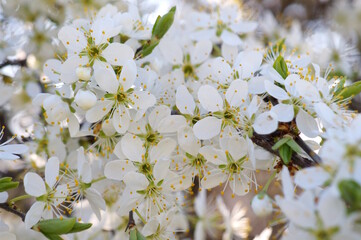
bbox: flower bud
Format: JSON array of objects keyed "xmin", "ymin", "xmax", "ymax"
[
  {"xmin": 75, "ymin": 90, "xmax": 97, "ymax": 110},
  {"xmin": 251, "ymin": 194, "xmax": 273, "ymax": 217},
  {"xmin": 76, "ymin": 67, "xmax": 92, "ymax": 81}
]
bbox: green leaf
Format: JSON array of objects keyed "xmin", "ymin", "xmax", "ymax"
[
  {"xmin": 338, "ymin": 179, "xmax": 361, "ymax": 212},
  {"xmin": 333, "ymin": 77, "xmax": 346, "ymax": 96},
  {"xmin": 140, "ymin": 41, "xmax": 159, "ymax": 58},
  {"xmin": 130, "ymin": 229, "xmax": 137, "ymax": 240},
  {"xmin": 67, "ymin": 222, "xmax": 92, "ymax": 233},
  {"xmin": 136, "ymin": 230, "xmax": 146, "ymax": 240},
  {"xmin": 278, "ymin": 144, "xmax": 293, "ymax": 165},
  {"xmin": 43, "ymin": 234, "xmax": 63, "ymax": 240},
  {"xmin": 0, "ymin": 181, "xmax": 19, "ymax": 192},
  {"xmin": 336, "ymin": 81, "xmax": 361, "ymax": 100},
  {"xmin": 286, "ymin": 139, "xmax": 303, "ymax": 154},
  {"xmin": 0, "ymin": 177, "xmax": 12, "ymax": 183},
  {"xmin": 272, "ymin": 136, "xmax": 292, "ymax": 151},
  {"xmin": 152, "ymin": 6, "xmax": 176, "ymax": 39},
  {"xmin": 273, "ymin": 56, "xmax": 288, "ymax": 79},
  {"xmin": 36, "ymin": 218, "xmax": 76, "ymax": 235}
]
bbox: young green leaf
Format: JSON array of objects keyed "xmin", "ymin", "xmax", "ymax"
[
  {"xmin": 273, "ymin": 55, "xmax": 288, "ymax": 79},
  {"xmin": 67, "ymin": 222, "xmax": 92, "ymax": 233},
  {"xmin": 338, "ymin": 179, "xmax": 361, "ymax": 212},
  {"xmin": 36, "ymin": 218, "xmax": 76, "ymax": 235},
  {"xmin": 336, "ymin": 81, "xmax": 361, "ymax": 100},
  {"xmin": 152, "ymin": 6, "xmax": 176, "ymax": 40},
  {"xmin": 43, "ymin": 234, "xmax": 63, "ymax": 240},
  {"xmin": 286, "ymin": 139, "xmax": 303, "ymax": 153},
  {"xmin": 278, "ymin": 144, "xmax": 293, "ymax": 165},
  {"xmin": 0, "ymin": 181, "xmax": 19, "ymax": 192},
  {"xmin": 272, "ymin": 136, "xmax": 292, "ymax": 151}
]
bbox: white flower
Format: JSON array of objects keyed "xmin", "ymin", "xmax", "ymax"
[
  {"xmin": 74, "ymin": 89, "xmax": 97, "ymax": 110},
  {"xmin": 251, "ymin": 194, "xmax": 273, "ymax": 217},
  {"xmin": 24, "ymin": 157, "xmax": 66, "ymax": 229},
  {"xmin": 0, "ymin": 127, "xmax": 28, "ymax": 160}
]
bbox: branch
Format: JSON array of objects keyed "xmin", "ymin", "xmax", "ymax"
[
  {"xmin": 0, "ymin": 203, "xmax": 26, "ymax": 221},
  {"xmin": 0, "ymin": 58, "xmax": 27, "ymax": 69},
  {"xmin": 125, "ymin": 210, "xmax": 135, "ymax": 232},
  {"xmin": 251, "ymin": 132, "xmax": 315, "ymax": 168},
  {"xmin": 294, "ymin": 135, "xmax": 322, "ymax": 164}
]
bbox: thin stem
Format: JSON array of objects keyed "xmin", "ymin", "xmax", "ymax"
[
  {"xmin": 262, "ymin": 171, "xmax": 277, "ymax": 193},
  {"xmin": 0, "ymin": 203, "xmax": 25, "ymax": 221},
  {"xmin": 91, "ymin": 176, "xmax": 106, "ymax": 184},
  {"xmin": 134, "ymin": 208, "xmax": 147, "ymax": 225},
  {"xmin": 8, "ymin": 194, "xmax": 32, "ymax": 204},
  {"xmin": 125, "ymin": 210, "xmax": 135, "ymax": 232}
]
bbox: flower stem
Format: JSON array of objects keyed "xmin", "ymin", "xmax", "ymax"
[
  {"xmin": 261, "ymin": 171, "xmax": 277, "ymax": 194},
  {"xmin": 8, "ymin": 194, "xmax": 32, "ymax": 204},
  {"xmin": 91, "ymin": 176, "xmax": 106, "ymax": 184},
  {"xmin": 134, "ymin": 208, "xmax": 147, "ymax": 225}
]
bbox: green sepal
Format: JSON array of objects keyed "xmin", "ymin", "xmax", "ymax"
[
  {"xmin": 338, "ymin": 179, "xmax": 361, "ymax": 213},
  {"xmin": 336, "ymin": 81, "xmax": 361, "ymax": 100},
  {"xmin": 152, "ymin": 6, "xmax": 176, "ymax": 39},
  {"xmin": 130, "ymin": 229, "xmax": 137, "ymax": 240},
  {"xmin": 278, "ymin": 144, "xmax": 293, "ymax": 165},
  {"xmin": 136, "ymin": 230, "xmax": 146, "ymax": 240},
  {"xmin": 0, "ymin": 181, "xmax": 19, "ymax": 192},
  {"xmin": 273, "ymin": 55, "xmax": 288, "ymax": 79},
  {"xmin": 272, "ymin": 136, "xmax": 292, "ymax": 151},
  {"xmin": 0, "ymin": 177, "xmax": 12, "ymax": 184}
]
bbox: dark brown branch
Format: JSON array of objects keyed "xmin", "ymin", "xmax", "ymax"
[
  {"xmin": 0, "ymin": 58, "xmax": 27, "ymax": 69},
  {"xmin": 0, "ymin": 203, "xmax": 26, "ymax": 221},
  {"xmin": 294, "ymin": 135, "xmax": 322, "ymax": 164},
  {"xmin": 125, "ymin": 210, "xmax": 135, "ymax": 232},
  {"xmin": 251, "ymin": 132, "xmax": 315, "ymax": 168}
]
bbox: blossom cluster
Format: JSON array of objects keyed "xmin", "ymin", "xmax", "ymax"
[{"xmin": 1, "ymin": 1, "xmax": 361, "ymax": 240}]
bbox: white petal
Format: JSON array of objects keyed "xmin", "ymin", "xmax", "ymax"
[
  {"xmin": 279, "ymin": 199, "xmax": 316, "ymax": 228},
  {"xmin": 198, "ymin": 85, "xmax": 223, "ymax": 112},
  {"xmin": 121, "ymin": 133, "xmax": 144, "ymax": 162},
  {"xmin": 253, "ymin": 111, "xmax": 278, "ymax": 135},
  {"xmin": 201, "ymin": 170, "xmax": 227, "ymax": 190},
  {"xmin": 86, "ymin": 188, "xmax": 106, "ymax": 220},
  {"xmin": 296, "ymin": 80, "xmax": 320, "ymax": 102},
  {"xmin": 159, "ymin": 38, "xmax": 183, "ymax": 65},
  {"xmin": 220, "ymin": 136, "xmax": 247, "ymax": 160},
  {"xmin": 150, "ymin": 138, "xmax": 176, "ymax": 162},
  {"xmin": 0, "ymin": 192, "xmax": 8, "ymax": 203},
  {"xmin": 0, "ymin": 152, "xmax": 19, "ymax": 160},
  {"xmin": 123, "ymin": 172, "xmax": 148, "ymax": 190},
  {"xmin": 318, "ymin": 191, "xmax": 346, "ymax": 228},
  {"xmin": 248, "ymin": 76, "xmax": 267, "ymax": 94},
  {"xmin": 230, "ymin": 21, "xmax": 258, "ymax": 33},
  {"xmin": 264, "ymin": 81, "xmax": 289, "ymax": 100},
  {"xmin": 112, "ymin": 105, "xmax": 130, "ymax": 134},
  {"xmin": 199, "ymin": 146, "xmax": 227, "ymax": 165},
  {"xmin": 45, "ymin": 157, "xmax": 59, "ymax": 188},
  {"xmin": 58, "ymin": 26, "xmax": 86, "ymax": 53},
  {"xmin": 60, "ymin": 55, "xmax": 87, "ymax": 84},
  {"xmin": 157, "ymin": 115, "xmax": 187, "ymax": 133},
  {"xmin": 178, "ymin": 126, "xmax": 201, "ymax": 156},
  {"xmin": 176, "ymin": 85, "xmax": 195, "ymax": 115},
  {"xmin": 24, "ymin": 172, "xmax": 46, "ymax": 197},
  {"xmin": 102, "ymin": 42, "xmax": 134, "ymax": 66},
  {"xmin": 220, "ymin": 30, "xmax": 242, "ymax": 46},
  {"xmin": 271, "ymin": 103, "xmax": 294, "ymax": 122},
  {"xmin": 295, "ymin": 167, "xmax": 329, "ymax": 190},
  {"xmin": 153, "ymin": 159, "xmax": 170, "ymax": 182},
  {"xmin": 225, "ymin": 80, "xmax": 248, "ymax": 107},
  {"xmin": 210, "ymin": 57, "xmax": 232, "ymax": 84},
  {"xmin": 25, "ymin": 201, "xmax": 46, "ymax": 229},
  {"xmin": 148, "ymin": 105, "xmax": 171, "ymax": 130},
  {"xmin": 193, "ymin": 116, "xmax": 222, "ymax": 140},
  {"xmin": 129, "ymin": 90, "xmax": 156, "ymax": 110},
  {"xmin": 85, "ymin": 99, "xmax": 112, "ymax": 123},
  {"xmin": 221, "ymin": 43, "xmax": 238, "ymax": 65},
  {"xmin": 296, "ymin": 109, "xmax": 319, "ymax": 138},
  {"xmin": 43, "ymin": 59, "xmax": 62, "ymax": 83},
  {"xmin": 191, "ymin": 40, "xmax": 213, "ymax": 64},
  {"xmin": 119, "ymin": 60, "xmax": 137, "ymax": 91},
  {"xmin": 234, "ymin": 50, "xmax": 263, "ymax": 79},
  {"xmin": 281, "ymin": 167, "xmax": 294, "ymax": 200},
  {"xmin": 229, "ymin": 176, "xmax": 250, "ymax": 196},
  {"xmin": 68, "ymin": 114, "xmax": 80, "ymax": 137},
  {"xmin": 0, "ymin": 144, "xmax": 28, "ymax": 154},
  {"xmin": 104, "ymin": 160, "xmax": 136, "ymax": 181},
  {"xmin": 314, "ymin": 102, "xmax": 340, "ymax": 128},
  {"xmin": 94, "ymin": 67, "xmax": 118, "ymax": 94}
]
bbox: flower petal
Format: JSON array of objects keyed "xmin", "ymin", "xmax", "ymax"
[
  {"xmin": 271, "ymin": 103, "xmax": 294, "ymax": 122},
  {"xmin": 94, "ymin": 67, "xmax": 118, "ymax": 94},
  {"xmin": 102, "ymin": 42, "xmax": 134, "ymax": 66},
  {"xmin": 121, "ymin": 133, "xmax": 144, "ymax": 162},
  {"xmin": 264, "ymin": 81, "xmax": 289, "ymax": 100},
  {"xmin": 45, "ymin": 157, "xmax": 59, "ymax": 188},
  {"xmin": 176, "ymin": 85, "xmax": 195, "ymax": 115},
  {"xmin": 198, "ymin": 85, "xmax": 223, "ymax": 112},
  {"xmin": 25, "ymin": 201, "xmax": 46, "ymax": 229},
  {"xmin": 193, "ymin": 116, "xmax": 222, "ymax": 140},
  {"xmin": 24, "ymin": 172, "xmax": 46, "ymax": 197},
  {"xmin": 225, "ymin": 79, "xmax": 248, "ymax": 107},
  {"xmin": 253, "ymin": 111, "xmax": 278, "ymax": 135},
  {"xmin": 296, "ymin": 109, "xmax": 319, "ymax": 138},
  {"xmin": 104, "ymin": 160, "xmax": 136, "ymax": 181}
]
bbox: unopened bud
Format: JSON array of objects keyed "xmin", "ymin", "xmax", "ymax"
[
  {"xmin": 251, "ymin": 193, "xmax": 273, "ymax": 217},
  {"xmin": 75, "ymin": 90, "xmax": 97, "ymax": 110}
]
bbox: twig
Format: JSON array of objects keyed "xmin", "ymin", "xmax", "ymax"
[
  {"xmin": 125, "ymin": 210, "xmax": 135, "ymax": 232},
  {"xmin": 0, "ymin": 203, "xmax": 26, "ymax": 221},
  {"xmin": 0, "ymin": 58, "xmax": 27, "ymax": 69},
  {"xmin": 294, "ymin": 135, "xmax": 322, "ymax": 164},
  {"xmin": 251, "ymin": 132, "xmax": 315, "ymax": 168}
]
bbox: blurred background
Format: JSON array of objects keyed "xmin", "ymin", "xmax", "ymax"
[{"xmin": 1, "ymin": 0, "xmax": 361, "ymax": 239}]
